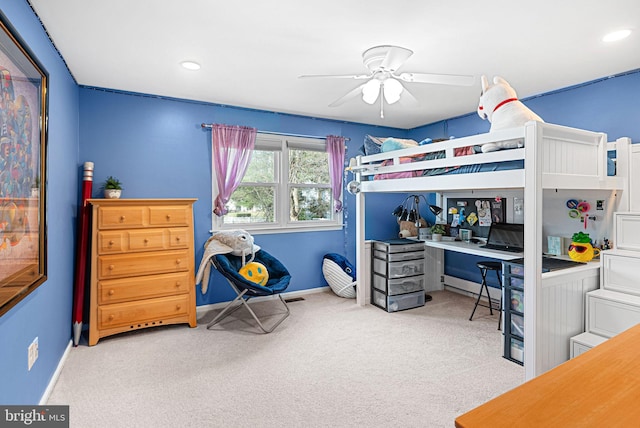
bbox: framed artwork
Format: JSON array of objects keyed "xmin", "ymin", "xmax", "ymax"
[{"xmin": 0, "ymin": 12, "xmax": 48, "ymax": 317}]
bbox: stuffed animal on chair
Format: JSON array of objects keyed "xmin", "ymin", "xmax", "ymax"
[{"xmin": 477, "ymin": 75, "xmax": 544, "ymax": 153}]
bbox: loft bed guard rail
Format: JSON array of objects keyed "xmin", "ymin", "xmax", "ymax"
[{"xmin": 350, "ymin": 121, "xmax": 626, "ymax": 193}]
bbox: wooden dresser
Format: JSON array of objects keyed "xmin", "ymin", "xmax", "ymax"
[{"xmin": 87, "ymin": 198, "xmax": 197, "ymax": 345}]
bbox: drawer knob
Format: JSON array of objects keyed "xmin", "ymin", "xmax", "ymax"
[
  {"xmin": 175, "ymin": 281, "xmax": 181, "ymax": 288},
  {"xmin": 120, "ymin": 215, "xmax": 125, "ymax": 222},
  {"xmin": 108, "ymin": 289, "xmax": 115, "ymax": 296},
  {"xmin": 175, "ymin": 236, "xmax": 181, "ymax": 242},
  {"xmin": 108, "ymin": 240, "xmax": 114, "ymax": 246},
  {"xmin": 108, "ymin": 264, "xmax": 114, "ymax": 271},
  {"xmin": 144, "ymin": 238, "xmax": 149, "ymax": 244},
  {"xmin": 108, "ymin": 314, "xmax": 114, "ymax": 321},
  {"xmin": 166, "ymin": 214, "xmax": 171, "ymax": 221},
  {"xmin": 176, "ymin": 304, "xmax": 181, "ymax": 311},
  {"xmin": 176, "ymin": 259, "xmax": 181, "ymax": 265}
]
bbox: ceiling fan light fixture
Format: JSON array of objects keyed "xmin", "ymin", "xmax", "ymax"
[
  {"xmin": 362, "ymin": 79, "xmax": 381, "ymax": 104},
  {"xmin": 180, "ymin": 60, "xmax": 201, "ymax": 70},
  {"xmin": 383, "ymin": 78, "xmax": 403, "ymax": 104},
  {"xmin": 602, "ymin": 29, "xmax": 631, "ymax": 42}
]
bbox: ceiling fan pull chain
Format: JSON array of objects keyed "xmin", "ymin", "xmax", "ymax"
[{"xmin": 379, "ymin": 86, "xmax": 385, "ymax": 118}]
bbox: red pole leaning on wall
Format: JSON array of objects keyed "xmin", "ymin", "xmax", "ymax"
[{"xmin": 72, "ymin": 161, "xmax": 94, "ymax": 346}]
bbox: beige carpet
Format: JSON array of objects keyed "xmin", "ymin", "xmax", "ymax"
[{"xmin": 48, "ymin": 290, "xmax": 523, "ymax": 427}]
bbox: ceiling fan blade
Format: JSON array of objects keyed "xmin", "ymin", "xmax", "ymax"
[
  {"xmin": 398, "ymin": 82, "xmax": 419, "ymax": 107},
  {"xmin": 396, "ymin": 72, "xmax": 475, "ymax": 86},
  {"xmin": 380, "ymin": 46, "xmax": 413, "ymax": 71},
  {"xmin": 299, "ymin": 73, "xmax": 370, "ymax": 80},
  {"xmin": 328, "ymin": 83, "xmax": 367, "ymax": 107}
]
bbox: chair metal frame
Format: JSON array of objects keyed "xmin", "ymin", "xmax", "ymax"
[
  {"xmin": 469, "ymin": 261, "xmax": 503, "ymax": 330},
  {"xmin": 206, "ymin": 255, "xmax": 291, "ymax": 333}
]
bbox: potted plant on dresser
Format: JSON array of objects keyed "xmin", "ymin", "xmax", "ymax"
[{"xmin": 102, "ymin": 176, "xmax": 123, "ymax": 199}]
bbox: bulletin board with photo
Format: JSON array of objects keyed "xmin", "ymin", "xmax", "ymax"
[{"xmin": 446, "ymin": 197, "xmax": 506, "ymax": 238}]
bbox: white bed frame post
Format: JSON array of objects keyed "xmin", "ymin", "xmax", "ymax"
[
  {"xmin": 355, "ymin": 190, "xmax": 367, "ymax": 306},
  {"xmin": 523, "ymin": 122, "xmax": 545, "ymax": 380},
  {"xmin": 614, "ymin": 137, "xmax": 632, "ymax": 212}
]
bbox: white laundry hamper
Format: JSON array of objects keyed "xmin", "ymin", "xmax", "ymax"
[{"xmin": 322, "ymin": 253, "xmax": 357, "ymax": 298}]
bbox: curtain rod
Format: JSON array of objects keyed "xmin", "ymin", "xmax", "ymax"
[{"xmin": 200, "ymin": 123, "xmax": 350, "ymax": 141}]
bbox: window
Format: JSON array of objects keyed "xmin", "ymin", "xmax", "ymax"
[{"xmin": 213, "ymin": 133, "xmax": 342, "ymax": 232}]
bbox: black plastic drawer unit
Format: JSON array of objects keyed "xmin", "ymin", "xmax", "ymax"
[{"xmin": 371, "ymin": 239, "xmax": 426, "ymax": 312}]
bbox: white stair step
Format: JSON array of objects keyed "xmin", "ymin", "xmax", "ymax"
[
  {"xmin": 587, "ymin": 289, "xmax": 640, "ymax": 338},
  {"xmin": 570, "ymin": 332, "xmax": 608, "ymax": 358}
]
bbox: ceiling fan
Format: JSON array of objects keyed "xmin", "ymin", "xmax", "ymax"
[{"xmin": 300, "ymin": 45, "xmax": 475, "ymax": 118}]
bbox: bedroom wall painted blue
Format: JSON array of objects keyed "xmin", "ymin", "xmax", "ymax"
[
  {"xmin": 0, "ymin": 1, "xmax": 80, "ymax": 404},
  {"xmin": 408, "ymin": 69, "xmax": 640, "ymax": 286},
  {"xmin": 3, "ymin": 0, "xmax": 640, "ymax": 404},
  {"xmin": 78, "ymin": 88, "xmax": 407, "ymax": 306}
]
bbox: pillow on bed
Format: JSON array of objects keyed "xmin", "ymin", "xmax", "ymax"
[
  {"xmin": 381, "ymin": 137, "xmax": 418, "ymax": 152},
  {"xmin": 362, "ymin": 135, "xmax": 385, "ymax": 155}
]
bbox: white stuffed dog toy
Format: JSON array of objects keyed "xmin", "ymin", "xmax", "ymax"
[{"xmin": 477, "ymin": 75, "xmax": 543, "ymax": 152}]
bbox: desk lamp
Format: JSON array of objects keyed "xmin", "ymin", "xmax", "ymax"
[{"xmin": 392, "ymin": 195, "xmax": 442, "ymax": 303}]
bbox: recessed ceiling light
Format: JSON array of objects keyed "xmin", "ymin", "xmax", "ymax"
[
  {"xmin": 602, "ymin": 29, "xmax": 631, "ymax": 42},
  {"xmin": 181, "ymin": 61, "xmax": 201, "ymax": 70}
]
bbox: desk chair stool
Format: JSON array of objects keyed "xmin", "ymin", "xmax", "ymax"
[{"xmin": 469, "ymin": 261, "xmax": 503, "ymax": 330}]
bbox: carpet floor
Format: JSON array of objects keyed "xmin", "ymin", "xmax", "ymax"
[{"xmin": 48, "ymin": 289, "xmax": 523, "ymax": 427}]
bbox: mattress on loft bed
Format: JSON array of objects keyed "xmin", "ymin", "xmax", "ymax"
[{"xmin": 360, "ymin": 134, "xmax": 616, "ymax": 181}]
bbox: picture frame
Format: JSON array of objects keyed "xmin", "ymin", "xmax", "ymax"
[{"xmin": 0, "ymin": 12, "xmax": 48, "ymax": 317}]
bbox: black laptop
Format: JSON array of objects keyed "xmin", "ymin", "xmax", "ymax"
[{"xmin": 480, "ymin": 223, "xmax": 525, "ymax": 253}]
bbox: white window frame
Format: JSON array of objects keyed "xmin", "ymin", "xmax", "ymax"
[{"xmin": 212, "ymin": 133, "xmax": 343, "ymax": 234}]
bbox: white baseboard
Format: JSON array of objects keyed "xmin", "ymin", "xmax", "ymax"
[
  {"xmin": 196, "ymin": 286, "xmax": 330, "ymax": 318},
  {"xmin": 40, "ymin": 339, "xmax": 72, "ymax": 405},
  {"xmin": 443, "ymin": 275, "xmax": 502, "ymax": 303}
]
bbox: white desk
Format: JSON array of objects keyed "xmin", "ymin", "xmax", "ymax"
[{"xmin": 421, "ymin": 239, "xmax": 523, "ymax": 261}]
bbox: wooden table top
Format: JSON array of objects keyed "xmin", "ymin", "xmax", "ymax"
[{"xmin": 455, "ymin": 324, "xmax": 640, "ymax": 427}]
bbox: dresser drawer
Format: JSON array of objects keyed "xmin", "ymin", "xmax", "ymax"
[
  {"xmin": 374, "ymin": 249, "xmax": 424, "ymax": 262},
  {"xmin": 168, "ymin": 228, "xmax": 189, "ymax": 248},
  {"xmin": 98, "ymin": 272, "xmax": 190, "ymax": 304},
  {"xmin": 149, "ymin": 205, "xmax": 190, "ymax": 227},
  {"xmin": 373, "ymin": 240, "xmax": 424, "ymax": 254},
  {"xmin": 128, "ymin": 229, "xmax": 167, "ymax": 251},
  {"xmin": 373, "ymin": 257, "xmax": 425, "ymax": 279},
  {"xmin": 372, "ymin": 273, "xmax": 424, "ymax": 296},
  {"xmin": 98, "ymin": 206, "xmax": 146, "ymax": 229},
  {"xmin": 98, "ymin": 228, "xmax": 189, "ymax": 255},
  {"xmin": 98, "ymin": 231, "xmax": 125, "ymax": 253},
  {"xmin": 98, "ymin": 250, "xmax": 190, "ymax": 280},
  {"xmin": 372, "ymin": 289, "xmax": 425, "ymax": 312},
  {"xmin": 98, "ymin": 294, "xmax": 190, "ymax": 329}
]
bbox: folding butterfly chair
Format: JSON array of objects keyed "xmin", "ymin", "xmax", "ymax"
[{"xmin": 207, "ymin": 249, "xmax": 291, "ymax": 333}]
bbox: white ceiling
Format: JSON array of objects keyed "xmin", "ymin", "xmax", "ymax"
[{"xmin": 28, "ymin": 0, "xmax": 640, "ymax": 129}]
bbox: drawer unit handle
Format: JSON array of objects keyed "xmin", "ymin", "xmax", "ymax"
[
  {"xmin": 120, "ymin": 215, "xmax": 125, "ymax": 222},
  {"xmin": 176, "ymin": 259, "xmax": 181, "ymax": 265},
  {"xmin": 108, "ymin": 314, "xmax": 114, "ymax": 321},
  {"xmin": 166, "ymin": 214, "xmax": 171, "ymax": 221},
  {"xmin": 108, "ymin": 289, "xmax": 115, "ymax": 296},
  {"xmin": 175, "ymin": 281, "xmax": 181, "ymax": 288},
  {"xmin": 144, "ymin": 238, "xmax": 149, "ymax": 244},
  {"xmin": 108, "ymin": 265, "xmax": 114, "ymax": 271},
  {"xmin": 108, "ymin": 240, "xmax": 114, "ymax": 246},
  {"xmin": 175, "ymin": 236, "xmax": 181, "ymax": 242},
  {"xmin": 176, "ymin": 304, "xmax": 181, "ymax": 311}
]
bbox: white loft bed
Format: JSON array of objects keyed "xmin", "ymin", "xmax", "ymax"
[{"xmin": 351, "ymin": 121, "xmax": 633, "ymax": 381}]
